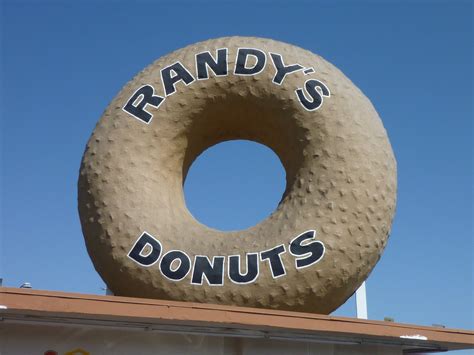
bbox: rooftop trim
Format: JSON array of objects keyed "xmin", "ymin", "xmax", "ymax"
[{"xmin": 1, "ymin": 287, "xmax": 472, "ymax": 352}]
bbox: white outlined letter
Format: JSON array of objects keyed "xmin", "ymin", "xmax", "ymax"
[
  {"xmin": 228, "ymin": 253, "xmax": 259, "ymax": 284},
  {"xmin": 260, "ymin": 244, "xmax": 286, "ymax": 278},
  {"xmin": 122, "ymin": 85, "xmax": 164, "ymax": 124},
  {"xmin": 234, "ymin": 48, "xmax": 266, "ymax": 76},
  {"xmin": 289, "ymin": 230, "xmax": 325, "ymax": 269},
  {"xmin": 269, "ymin": 52, "xmax": 304, "ymax": 85},
  {"xmin": 159, "ymin": 250, "xmax": 192, "ymax": 281},
  {"xmin": 191, "ymin": 255, "xmax": 225, "ymax": 286},
  {"xmin": 295, "ymin": 79, "xmax": 331, "ymax": 111},
  {"xmin": 161, "ymin": 62, "xmax": 195, "ymax": 96},
  {"xmin": 195, "ymin": 48, "xmax": 228, "ymax": 79},
  {"xmin": 127, "ymin": 231, "xmax": 162, "ymax": 267}
]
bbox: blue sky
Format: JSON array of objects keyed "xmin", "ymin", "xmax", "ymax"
[{"xmin": 1, "ymin": 0, "xmax": 472, "ymax": 336}]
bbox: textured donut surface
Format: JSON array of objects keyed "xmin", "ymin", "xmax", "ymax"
[{"xmin": 78, "ymin": 36, "xmax": 397, "ymax": 314}]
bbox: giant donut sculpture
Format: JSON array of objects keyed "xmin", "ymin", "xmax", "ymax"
[{"xmin": 78, "ymin": 36, "xmax": 397, "ymax": 314}]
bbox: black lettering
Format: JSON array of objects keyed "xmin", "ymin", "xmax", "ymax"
[
  {"xmin": 228, "ymin": 253, "xmax": 259, "ymax": 284},
  {"xmin": 295, "ymin": 79, "xmax": 330, "ymax": 111},
  {"xmin": 191, "ymin": 256, "xmax": 225, "ymax": 285},
  {"xmin": 196, "ymin": 49, "xmax": 228, "ymax": 79},
  {"xmin": 161, "ymin": 62, "xmax": 195, "ymax": 96},
  {"xmin": 160, "ymin": 250, "xmax": 191, "ymax": 281},
  {"xmin": 260, "ymin": 245, "xmax": 286, "ymax": 278},
  {"xmin": 122, "ymin": 85, "xmax": 164, "ymax": 124},
  {"xmin": 270, "ymin": 53, "xmax": 303, "ymax": 84},
  {"xmin": 289, "ymin": 230, "xmax": 325, "ymax": 269},
  {"xmin": 234, "ymin": 48, "xmax": 266, "ymax": 75},
  {"xmin": 127, "ymin": 232, "xmax": 162, "ymax": 266}
]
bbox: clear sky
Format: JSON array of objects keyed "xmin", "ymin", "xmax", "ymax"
[{"xmin": 1, "ymin": 0, "xmax": 472, "ymax": 338}]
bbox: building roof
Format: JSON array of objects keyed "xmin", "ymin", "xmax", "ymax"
[{"xmin": 1, "ymin": 287, "xmax": 473, "ymax": 353}]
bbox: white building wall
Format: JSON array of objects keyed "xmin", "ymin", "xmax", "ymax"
[{"xmin": 1, "ymin": 323, "xmax": 403, "ymax": 355}]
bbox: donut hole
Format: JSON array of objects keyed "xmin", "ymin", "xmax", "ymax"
[
  {"xmin": 184, "ymin": 140, "xmax": 286, "ymax": 231},
  {"xmin": 180, "ymin": 92, "xmax": 307, "ymax": 193},
  {"xmin": 179, "ymin": 90, "xmax": 308, "ymax": 232}
]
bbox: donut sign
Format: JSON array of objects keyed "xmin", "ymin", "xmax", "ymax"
[{"xmin": 78, "ymin": 37, "xmax": 397, "ymax": 314}]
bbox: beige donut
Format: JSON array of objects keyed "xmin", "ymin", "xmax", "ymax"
[{"xmin": 78, "ymin": 36, "xmax": 396, "ymax": 314}]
